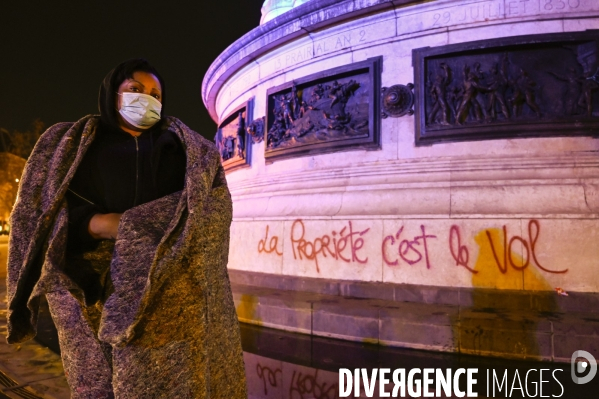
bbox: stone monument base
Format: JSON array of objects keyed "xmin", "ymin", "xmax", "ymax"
[{"xmin": 231, "ymin": 269, "xmax": 599, "ymax": 362}]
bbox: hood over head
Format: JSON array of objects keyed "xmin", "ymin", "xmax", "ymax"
[{"xmin": 98, "ymin": 58, "xmax": 166, "ymax": 130}]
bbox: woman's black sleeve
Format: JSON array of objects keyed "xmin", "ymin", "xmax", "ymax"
[{"xmin": 66, "ymin": 192, "xmax": 103, "ymax": 251}]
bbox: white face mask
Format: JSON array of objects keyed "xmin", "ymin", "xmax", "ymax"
[{"xmin": 118, "ymin": 92, "xmax": 162, "ymax": 129}]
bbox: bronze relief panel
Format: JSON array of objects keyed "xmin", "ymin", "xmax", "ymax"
[
  {"xmin": 413, "ymin": 31, "xmax": 599, "ymax": 145},
  {"xmin": 215, "ymin": 98, "xmax": 254, "ymax": 171},
  {"xmin": 265, "ymin": 57, "xmax": 381, "ymax": 161}
]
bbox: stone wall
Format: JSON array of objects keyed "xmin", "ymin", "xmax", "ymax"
[{"xmin": 203, "ymin": 0, "xmax": 599, "ymax": 294}]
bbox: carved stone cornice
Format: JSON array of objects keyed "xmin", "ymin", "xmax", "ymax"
[{"xmin": 202, "ymin": 0, "xmax": 419, "ymax": 121}]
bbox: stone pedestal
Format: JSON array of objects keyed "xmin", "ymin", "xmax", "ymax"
[{"xmin": 203, "ymin": 0, "xmax": 599, "ymax": 359}]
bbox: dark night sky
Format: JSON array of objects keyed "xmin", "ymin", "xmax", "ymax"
[{"xmin": 0, "ymin": 1, "xmax": 265, "ymax": 139}]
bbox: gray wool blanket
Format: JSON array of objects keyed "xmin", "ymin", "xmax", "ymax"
[{"xmin": 6, "ymin": 115, "xmax": 248, "ymax": 398}]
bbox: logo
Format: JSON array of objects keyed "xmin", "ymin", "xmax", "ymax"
[{"xmin": 571, "ymin": 350, "xmax": 597, "ymax": 384}]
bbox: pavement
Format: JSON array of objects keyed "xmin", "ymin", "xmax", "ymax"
[
  {"xmin": 0, "ymin": 235, "xmax": 70, "ymax": 399},
  {"xmin": 0, "ymin": 237, "xmax": 68, "ymax": 399}
]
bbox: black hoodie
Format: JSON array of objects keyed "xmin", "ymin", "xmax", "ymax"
[{"xmin": 67, "ymin": 59, "xmax": 186, "ymax": 250}]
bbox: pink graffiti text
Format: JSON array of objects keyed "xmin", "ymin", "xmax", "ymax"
[
  {"xmin": 382, "ymin": 225, "xmax": 437, "ymax": 268},
  {"xmin": 291, "ymin": 219, "xmax": 370, "ymax": 273}
]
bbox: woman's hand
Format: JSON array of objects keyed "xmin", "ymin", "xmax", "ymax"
[{"xmin": 88, "ymin": 213, "xmax": 123, "ymax": 240}]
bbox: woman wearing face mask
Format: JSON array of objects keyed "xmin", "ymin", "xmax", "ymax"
[{"xmin": 6, "ymin": 59, "xmax": 248, "ymax": 398}]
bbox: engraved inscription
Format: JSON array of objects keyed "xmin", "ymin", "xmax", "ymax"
[
  {"xmin": 413, "ymin": 0, "xmax": 598, "ymax": 34},
  {"xmin": 284, "ymin": 46, "xmax": 314, "ymax": 68},
  {"xmin": 359, "ymin": 30, "xmax": 366, "ymax": 42},
  {"xmin": 427, "ymin": 1, "xmax": 505, "ymax": 29},
  {"xmin": 264, "ymin": 29, "xmax": 373, "ymax": 76},
  {"xmin": 542, "ymin": 0, "xmax": 583, "ymax": 11}
]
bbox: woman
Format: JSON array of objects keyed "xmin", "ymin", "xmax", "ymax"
[{"xmin": 6, "ymin": 59, "xmax": 247, "ymax": 398}]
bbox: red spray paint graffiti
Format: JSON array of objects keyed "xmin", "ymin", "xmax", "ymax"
[
  {"xmin": 289, "ymin": 369, "xmax": 338, "ymax": 399},
  {"xmin": 255, "ymin": 219, "xmax": 569, "ymax": 276},
  {"xmin": 258, "ymin": 225, "xmax": 283, "ymax": 256},
  {"xmin": 382, "ymin": 225, "xmax": 437, "ymax": 268},
  {"xmin": 256, "ymin": 364, "xmax": 282, "ymax": 395},
  {"xmin": 290, "ymin": 219, "xmax": 369, "ymax": 273},
  {"xmin": 449, "ymin": 225, "xmax": 477, "ymax": 274},
  {"xmin": 485, "ymin": 219, "xmax": 568, "ymax": 274}
]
